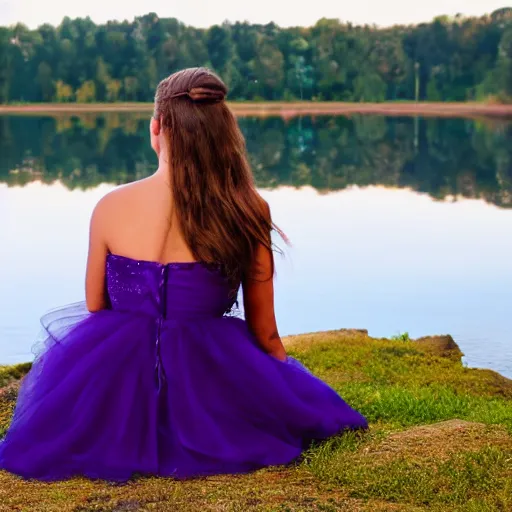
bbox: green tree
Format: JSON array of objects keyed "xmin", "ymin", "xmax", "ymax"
[
  {"xmin": 95, "ymin": 57, "xmax": 110, "ymax": 101},
  {"xmin": 106, "ymin": 79, "xmax": 122, "ymax": 102},
  {"xmin": 76, "ymin": 80, "xmax": 96, "ymax": 102},
  {"xmin": 0, "ymin": 11, "xmax": 510, "ymax": 103},
  {"xmin": 123, "ymin": 76, "xmax": 139, "ymax": 101},
  {"xmin": 137, "ymin": 56, "xmax": 158, "ymax": 98},
  {"xmin": 253, "ymin": 39, "xmax": 285, "ymax": 99},
  {"xmin": 426, "ymin": 76, "xmax": 442, "ymax": 100},
  {"xmin": 497, "ymin": 26, "xmax": 512, "ymax": 97},
  {"xmin": 36, "ymin": 61, "xmax": 54, "ymax": 101},
  {"xmin": 353, "ymin": 72, "xmax": 387, "ymax": 101},
  {"xmin": 0, "ymin": 28, "xmax": 12, "ymax": 103},
  {"xmin": 207, "ymin": 24, "xmax": 234, "ymax": 73},
  {"xmin": 55, "ymin": 80, "xmax": 73, "ymax": 102}
]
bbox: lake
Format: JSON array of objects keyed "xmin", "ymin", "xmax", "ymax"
[{"xmin": 0, "ymin": 113, "xmax": 511, "ymax": 378}]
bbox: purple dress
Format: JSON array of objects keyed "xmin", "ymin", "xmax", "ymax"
[{"xmin": 0, "ymin": 253, "xmax": 368, "ymax": 481}]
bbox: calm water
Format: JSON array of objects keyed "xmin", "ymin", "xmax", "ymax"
[{"xmin": 1, "ymin": 114, "xmax": 511, "ymax": 378}]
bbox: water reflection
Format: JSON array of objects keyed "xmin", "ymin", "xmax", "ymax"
[
  {"xmin": 1, "ymin": 114, "xmax": 511, "ymax": 208},
  {"xmin": 0, "ymin": 114, "xmax": 511, "ymax": 379}
]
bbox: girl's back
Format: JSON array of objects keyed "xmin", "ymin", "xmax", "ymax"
[{"xmin": 91, "ymin": 176, "xmax": 196, "ymax": 264}]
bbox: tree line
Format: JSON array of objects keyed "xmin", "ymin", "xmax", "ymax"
[
  {"xmin": 0, "ymin": 8, "xmax": 512, "ymax": 104},
  {"xmin": 1, "ymin": 114, "xmax": 510, "ymax": 208}
]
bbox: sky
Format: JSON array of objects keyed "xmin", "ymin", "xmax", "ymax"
[{"xmin": 0, "ymin": 0, "xmax": 508, "ymax": 29}]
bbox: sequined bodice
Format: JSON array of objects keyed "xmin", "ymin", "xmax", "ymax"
[{"xmin": 106, "ymin": 254, "xmax": 233, "ymax": 319}]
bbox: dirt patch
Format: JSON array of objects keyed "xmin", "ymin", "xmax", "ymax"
[
  {"xmin": 0, "ymin": 467, "xmax": 423, "ymax": 512},
  {"xmin": 363, "ymin": 419, "xmax": 511, "ymax": 464},
  {"xmin": 283, "ymin": 329, "xmax": 371, "ymax": 350}
]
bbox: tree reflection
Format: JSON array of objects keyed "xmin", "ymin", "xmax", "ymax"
[{"xmin": 0, "ymin": 114, "xmax": 510, "ymax": 208}]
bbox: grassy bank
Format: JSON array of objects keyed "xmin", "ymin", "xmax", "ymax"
[
  {"xmin": 1, "ymin": 101, "xmax": 512, "ymax": 120},
  {"xmin": 0, "ymin": 330, "xmax": 511, "ymax": 511}
]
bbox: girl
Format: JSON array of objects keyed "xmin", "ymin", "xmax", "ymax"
[{"xmin": 0, "ymin": 68, "xmax": 368, "ymax": 481}]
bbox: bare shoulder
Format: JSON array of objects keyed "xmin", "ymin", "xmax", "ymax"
[{"xmin": 92, "ymin": 179, "xmax": 149, "ymax": 220}]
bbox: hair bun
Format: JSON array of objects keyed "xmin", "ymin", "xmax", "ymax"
[
  {"xmin": 188, "ymin": 86, "xmax": 225, "ymax": 103},
  {"xmin": 155, "ymin": 67, "xmax": 228, "ymax": 114}
]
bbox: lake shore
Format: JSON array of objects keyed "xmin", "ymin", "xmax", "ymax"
[
  {"xmin": 1, "ymin": 329, "xmax": 511, "ymax": 511},
  {"xmin": 2, "ymin": 101, "xmax": 512, "ymax": 120}
]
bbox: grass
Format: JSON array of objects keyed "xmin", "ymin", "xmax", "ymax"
[
  {"xmin": 390, "ymin": 332, "xmax": 411, "ymax": 342},
  {"xmin": 0, "ymin": 363, "xmax": 32, "ymax": 388},
  {"xmin": 0, "ymin": 330, "xmax": 511, "ymax": 511}
]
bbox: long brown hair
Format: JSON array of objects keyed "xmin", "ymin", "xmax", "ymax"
[{"xmin": 154, "ymin": 67, "xmax": 281, "ymax": 288}]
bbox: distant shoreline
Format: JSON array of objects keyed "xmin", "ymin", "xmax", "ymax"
[{"xmin": 2, "ymin": 101, "xmax": 512, "ymax": 120}]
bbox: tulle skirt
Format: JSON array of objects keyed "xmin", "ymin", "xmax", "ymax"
[{"xmin": 0, "ymin": 303, "xmax": 368, "ymax": 481}]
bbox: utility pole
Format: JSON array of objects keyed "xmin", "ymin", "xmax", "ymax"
[{"xmin": 415, "ymin": 62, "xmax": 420, "ymax": 102}]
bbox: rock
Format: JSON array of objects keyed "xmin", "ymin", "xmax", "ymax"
[{"xmin": 412, "ymin": 335, "xmax": 464, "ymax": 361}]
